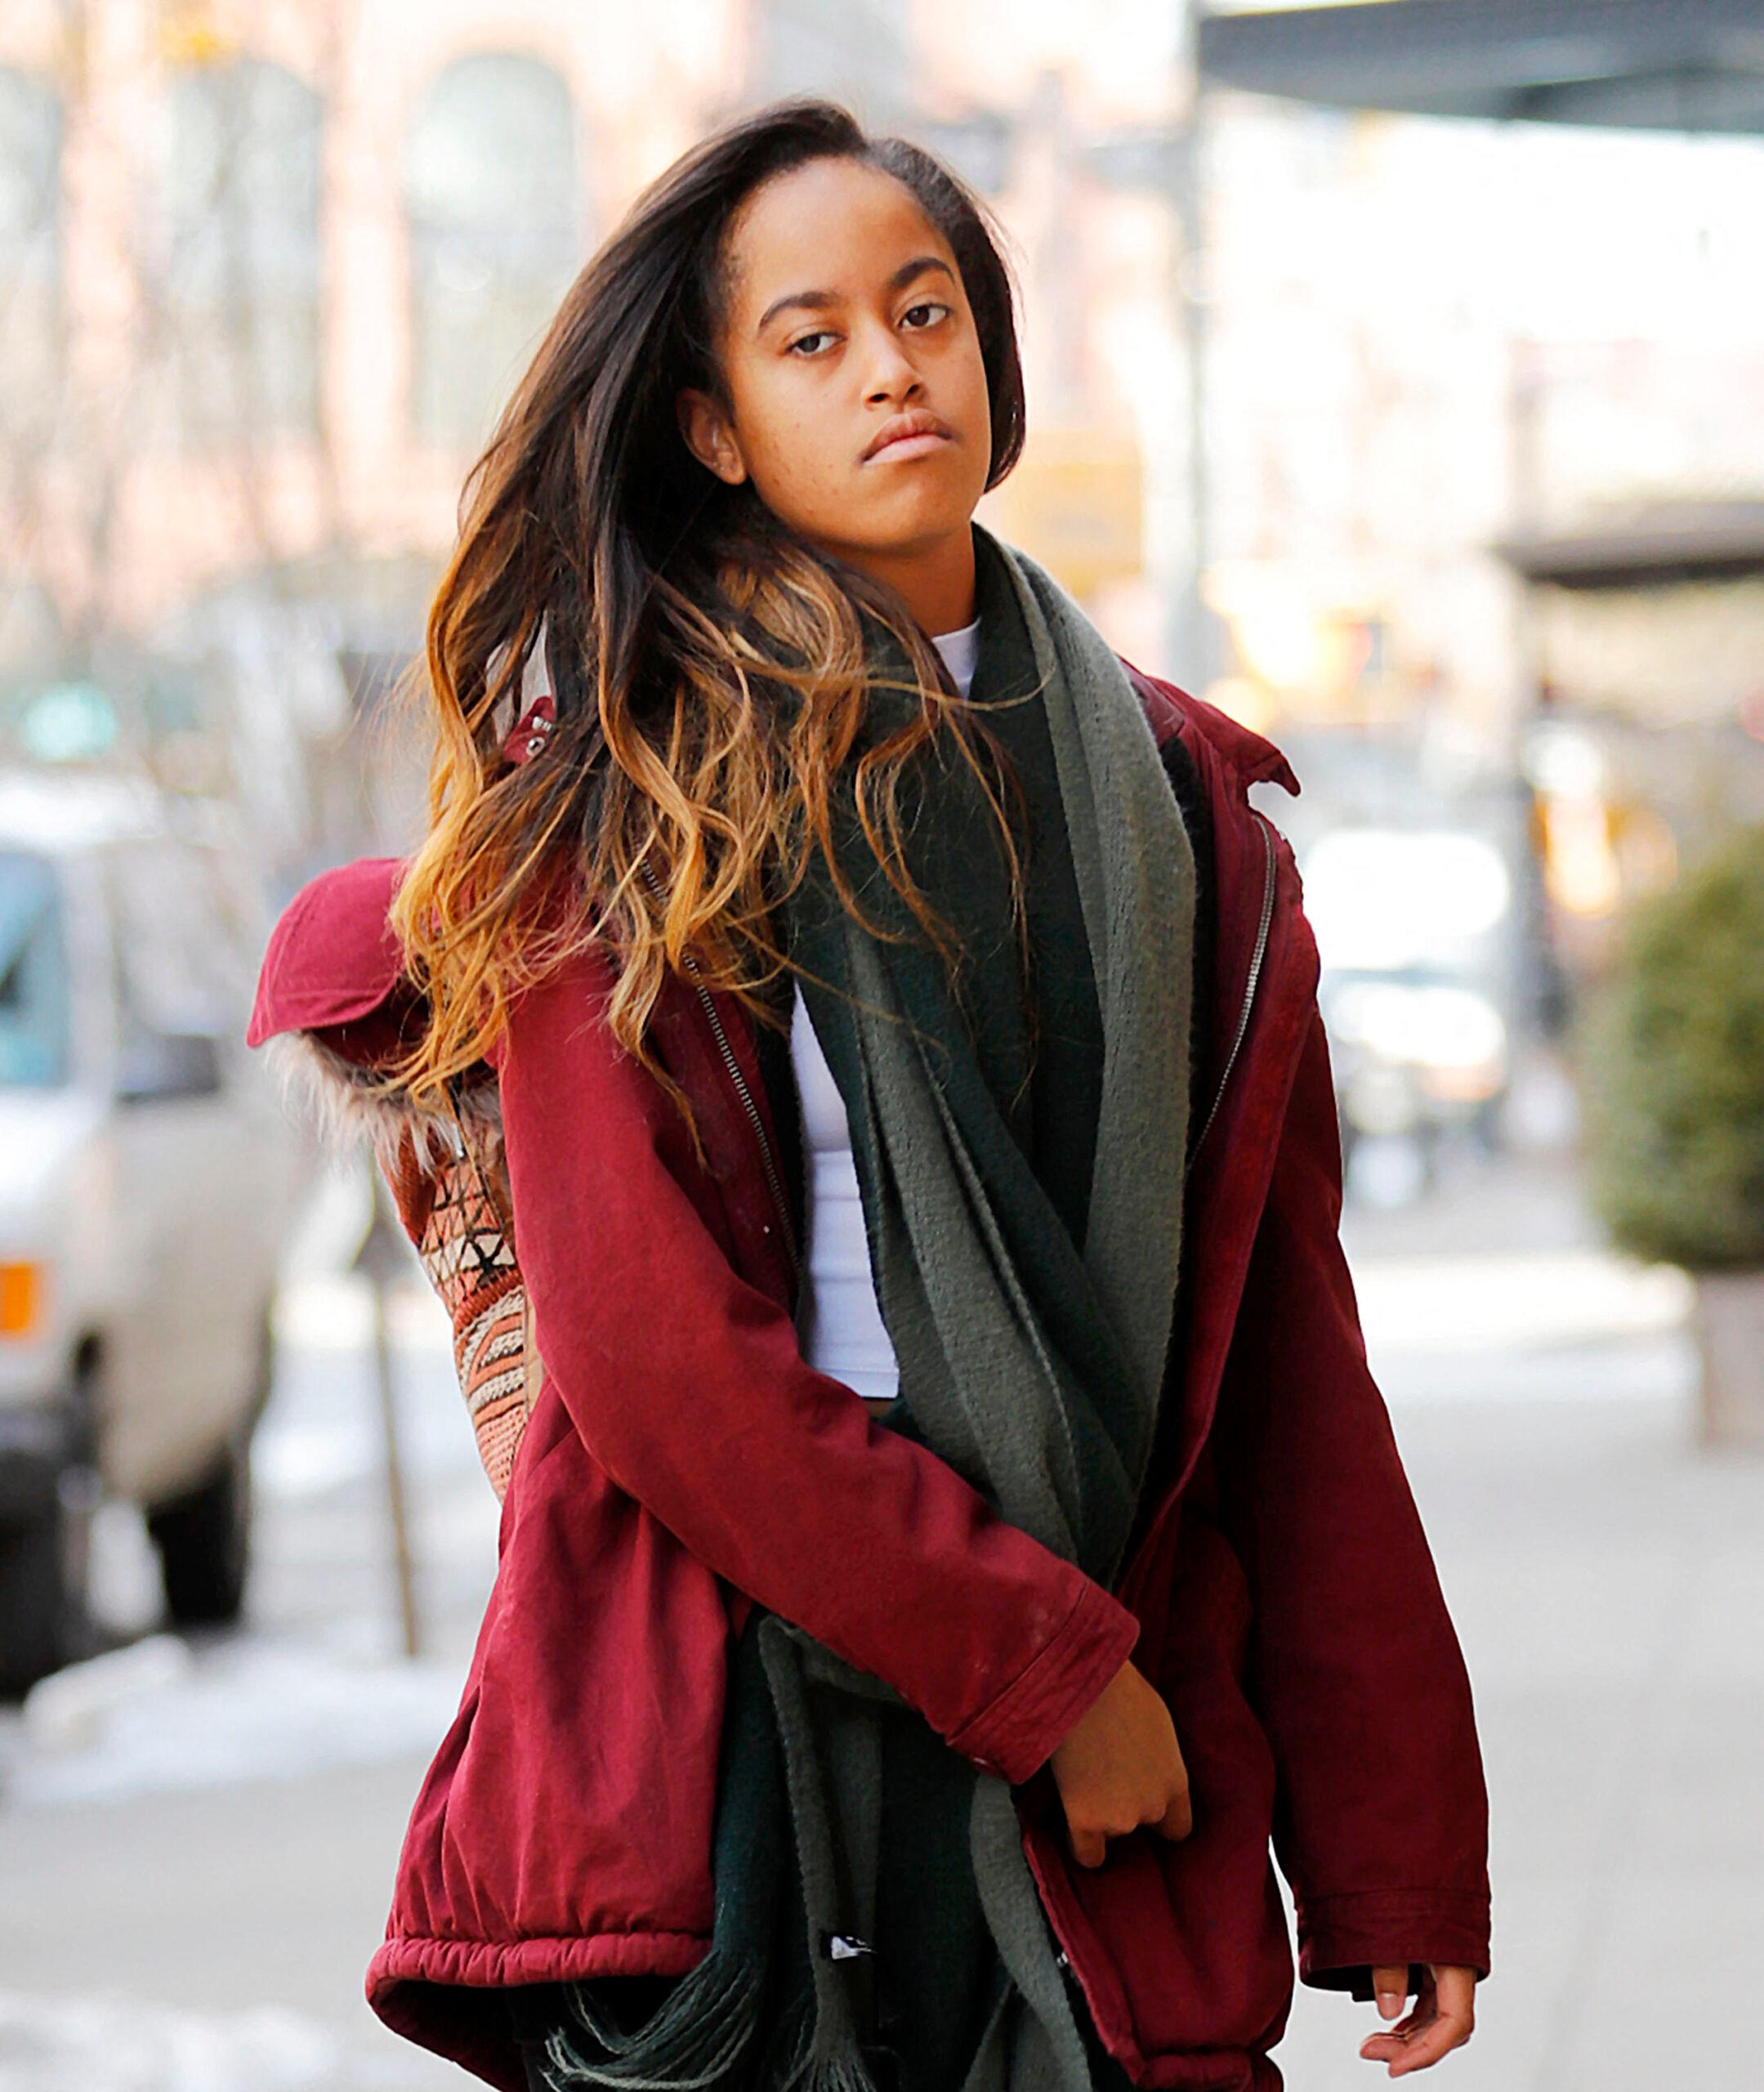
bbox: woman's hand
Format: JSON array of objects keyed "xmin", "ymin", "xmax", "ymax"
[
  {"xmin": 1357, "ymin": 1963, "xmax": 1477, "ymax": 2076},
  {"xmin": 1046, "ymin": 1658, "xmax": 1192, "ymax": 1868}
]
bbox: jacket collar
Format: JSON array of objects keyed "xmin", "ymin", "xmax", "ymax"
[{"xmin": 1119, "ymin": 659, "xmax": 1301, "ymax": 799}]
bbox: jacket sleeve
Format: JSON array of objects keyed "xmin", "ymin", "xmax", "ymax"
[
  {"xmin": 488, "ymin": 944, "xmax": 1141, "ymax": 1786},
  {"xmin": 1212, "ymin": 1004, "xmax": 1493, "ymax": 1996}
]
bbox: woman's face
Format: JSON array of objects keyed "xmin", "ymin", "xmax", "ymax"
[{"xmin": 678, "ymin": 156, "xmax": 994, "ymax": 592}]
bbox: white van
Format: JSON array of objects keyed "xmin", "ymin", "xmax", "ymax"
[{"xmin": 0, "ymin": 770, "xmax": 300, "ymax": 1692}]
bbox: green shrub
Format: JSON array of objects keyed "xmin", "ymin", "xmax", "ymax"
[{"xmin": 1581, "ymin": 824, "xmax": 1764, "ymax": 1270}]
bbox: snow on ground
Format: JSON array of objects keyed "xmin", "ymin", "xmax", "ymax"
[
  {"xmin": 2, "ymin": 1629, "xmax": 468, "ymax": 1810},
  {"xmin": 0, "ymin": 1990, "xmax": 424, "ymax": 2092}
]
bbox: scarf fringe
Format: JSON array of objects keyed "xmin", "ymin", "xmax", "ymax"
[
  {"xmin": 770, "ymin": 1979, "xmax": 882, "ymax": 2092},
  {"xmin": 538, "ymin": 1951, "xmax": 763, "ymax": 2090},
  {"xmin": 534, "ymin": 1951, "xmax": 883, "ymax": 2092},
  {"xmin": 782, "ymin": 2054, "xmax": 882, "ymax": 2092}
]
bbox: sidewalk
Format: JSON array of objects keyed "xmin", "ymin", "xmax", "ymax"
[
  {"xmin": 2, "ymin": 1151, "xmax": 1756, "ymax": 2090},
  {"xmin": 1275, "ymin": 1148, "xmax": 1762, "ymax": 2090},
  {"xmin": 1276, "ymin": 1379, "xmax": 1761, "ymax": 2090}
]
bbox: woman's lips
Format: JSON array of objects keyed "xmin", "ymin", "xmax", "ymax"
[
  {"xmin": 861, "ymin": 409, "xmax": 956, "ymax": 463},
  {"xmin": 864, "ymin": 429, "xmax": 953, "ymax": 462}
]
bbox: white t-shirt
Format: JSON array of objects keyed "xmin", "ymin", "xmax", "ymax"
[{"xmin": 788, "ymin": 615, "xmax": 980, "ymax": 1402}]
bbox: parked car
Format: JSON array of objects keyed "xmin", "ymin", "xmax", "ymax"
[
  {"xmin": 1299, "ymin": 824, "xmax": 1516, "ymax": 1188},
  {"xmin": 1321, "ymin": 963, "xmax": 1510, "ymax": 1156},
  {"xmin": 0, "ymin": 769, "xmax": 300, "ymax": 1692}
]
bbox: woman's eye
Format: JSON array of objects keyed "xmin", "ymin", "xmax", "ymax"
[
  {"xmin": 787, "ymin": 329, "xmax": 837, "ymax": 357},
  {"xmin": 901, "ymin": 302, "xmax": 951, "ymax": 331}
]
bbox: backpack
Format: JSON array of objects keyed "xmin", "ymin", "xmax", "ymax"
[
  {"xmin": 277, "ymin": 1016, "xmax": 538, "ymax": 1504},
  {"xmin": 288, "ymin": 702, "xmax": 561, "ymax": 1501}
]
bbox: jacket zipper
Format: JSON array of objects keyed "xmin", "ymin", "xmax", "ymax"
[
  {"xmin": 1193, "ymin": 809, "xmax": 1277, "ymax": 1156},
  {"xmin": 639, "ymin": 862, "xmax": 801, "ymax": 1285}
]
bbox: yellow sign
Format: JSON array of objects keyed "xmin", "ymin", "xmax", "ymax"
[
  {"xmin": 156, "ymin": 4, "xmax": 235, "ymax": 66},
  {"xmin": 980, "ymin": 431, "xmax": 1142, "ymax": 601}
]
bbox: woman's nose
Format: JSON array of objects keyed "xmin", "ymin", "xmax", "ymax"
[{"xmin": 860, "ymin": 326, "xmax": 921, "ymax": 404}]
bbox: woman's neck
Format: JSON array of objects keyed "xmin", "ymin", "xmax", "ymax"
[{"xmin": 836, "ymin": 522, "xmax": 977, "ymax": 639}]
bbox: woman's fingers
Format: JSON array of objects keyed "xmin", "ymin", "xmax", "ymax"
[
  {"xmin": 1067, "ymin": 1823, "xmax": 1109, "ymax": 1869},
  {"xmin": 1372, "ymin": 1965, "xmax": 1409, "ymax": 2019},
  {"xmin": 1357, "ymin": 1963, "xmax": 1476, "ymax": 2076},
  {"xmin": 1064, "ymin": 1770, "xmax": 1193, "ymax": 1866},
  {"xmin": 1368, "ymin": 2004, "xmax": 1472, "ymax": 2077},
  {"xmin": 1431, "ymin": 1966, "xmax": 1478, "ymax": 2020},
  {"xmin": 1155, "ymin": 1781, "xmax": 1193, "ymax": 1840},
  {"xmin": 1048, "ymin": 1660, "xmax": 1194, "ymax": 1869}
]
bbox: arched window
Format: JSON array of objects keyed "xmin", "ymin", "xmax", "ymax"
[
  {"xmin": 161, "ymin": 59, "xmax": 323, "ymax": 442},
  {"xmin": 0, "ymin": 69, "xmax": 63, "ymax": 418},
  {"xmin": 405, "ymin": 53, "xmax": 583, "ymax": 446}
]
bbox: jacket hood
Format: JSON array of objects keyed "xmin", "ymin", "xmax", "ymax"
[{"xmin": 244, "ymin": 854, "xmax": 408, "ymax": 1048}]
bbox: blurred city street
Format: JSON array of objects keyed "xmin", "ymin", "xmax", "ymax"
[
  {"xmin": 2, "ymin": 1135, "xmax": 1757, "ymax": 2092},
  {"xmin": 4, "ymin": 3, "xmax": 1764, "ymax": 2090}
]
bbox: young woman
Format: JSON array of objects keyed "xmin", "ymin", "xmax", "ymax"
[{"xmin": 247, "ymin": 100, "xmax": 1489, "ymax": 2092}]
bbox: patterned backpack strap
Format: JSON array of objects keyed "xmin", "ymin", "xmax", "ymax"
[{"xmin": 383, "ymin": 1073, "xmax": 538, "ymax": 1502}]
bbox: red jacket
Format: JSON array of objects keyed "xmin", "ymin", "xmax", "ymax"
[{"xmin": 245, "ymin": 670, "xmax": 1491, "ymax": 2092}]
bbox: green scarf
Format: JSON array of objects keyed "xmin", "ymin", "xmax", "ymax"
[{"xmin": 535, "ymin": 525, "xmax": 1197, "ymax": 2092}]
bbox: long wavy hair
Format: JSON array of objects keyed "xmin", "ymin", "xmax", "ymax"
[{"xmin": 384, "ymin": 97, "xmax": 1029, "ymax": 1148}]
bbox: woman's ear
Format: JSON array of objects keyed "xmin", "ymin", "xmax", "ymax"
[{"xmin": 677, "ymin": 388, "xmax": 748, "ymax": 485}]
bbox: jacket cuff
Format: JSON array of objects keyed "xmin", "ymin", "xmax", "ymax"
[
  {"xmin": 946, "ymin": 1574, "xmax": 1141, "ymax": 1786},
  {"xmin": 1295, "ymin": 1888, "xmax": 1492, "ymax": 1998}
]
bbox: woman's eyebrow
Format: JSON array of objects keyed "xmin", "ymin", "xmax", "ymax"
[{"xmin": 753, "ymin": 255, "xmax": 956, "ymax": 339}]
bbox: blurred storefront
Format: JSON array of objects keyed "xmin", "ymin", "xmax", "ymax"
[
  {"xmin": 1197, "ymin": 0, "xmax": 1764, "ymax": 1060},
  {"xmin": 1500, "ymin": 499, "xmax": 1764, "ymax": 979}
]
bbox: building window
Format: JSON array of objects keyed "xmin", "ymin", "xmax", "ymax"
[
  {"xmin": 0, "ymin": 69, "xmax": 63, "ymax": 420},
  {"xmin": 404, "ymin": 53, "xmax": 583, "ymax": 448},
  {"xmin": 160, "ymin": 59, "xmax": 323, "ymax": 444}
]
